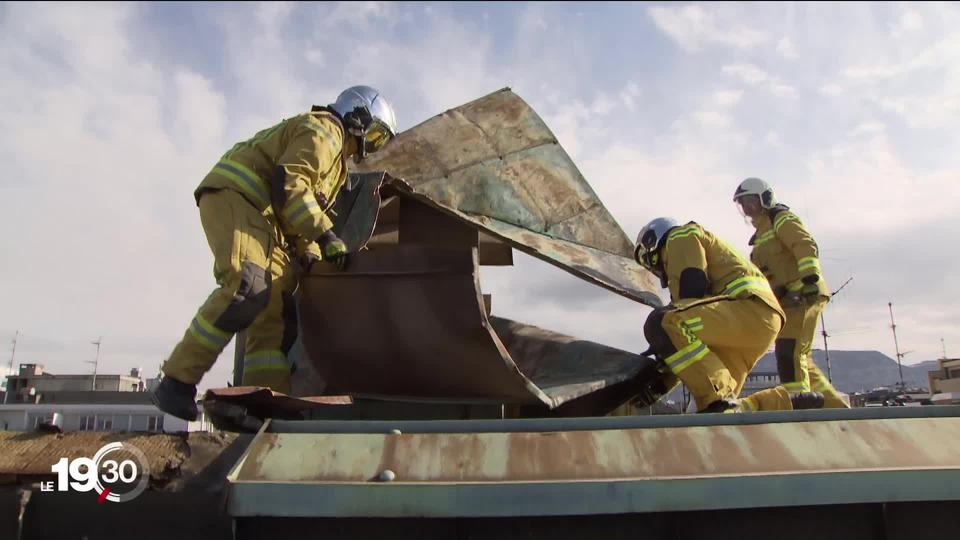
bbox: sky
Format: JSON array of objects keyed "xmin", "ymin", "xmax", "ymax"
[{"xmin": 1, "ymin": 2, "xmax": 958, "ymax": 390}]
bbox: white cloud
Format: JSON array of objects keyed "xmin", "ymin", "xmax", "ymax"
[
  {"xmin": 723, "ymin": 63, "xmax": 770, "ymax": 85},
  {"xmin": 714, "ymin": 89, "xmax": 743, "ymax": 107},
  {"xmin": 304, "ymin": 49, "xmax": 325, "ymax": 66},
  {"xmin": 819, "ymin": 83, "xmax": 845, "ymax": 96},
  {"xmin": 770, "ymin": 82, "xmax": 799, "ymax": 98},
  {"xmin": 848, "ymin": 121, "xmax": 885, "ymax": 136},
  {"xmin": 776, "ymin": 36, "xmax": 799, "ymax": 59},
  {"xmin": 891, "ymin": 10, "xmax": 924, "ymax": 38},
  {"xmin": 620, "ymin": 81, "xmax": 642, "ymax": 112},
  {"xmin": 691, "ymin": 110, "xmax": 731, "ymax": 128},
  {"xmin": 765, "ymin": 131, "xmax": 782, "ymax": 147},
  {"xmin": 723, "ymin": 63, "xmax": 798, "ymax": 98},
  {"xmin": 648, "ymin": 5, "xmax": 768, "ymax": 52},
  {"xmin": 804, "ymin": 132, "xmax": 960, "ymax": 233}
]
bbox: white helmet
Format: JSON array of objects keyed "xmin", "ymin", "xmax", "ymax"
[
  {"xmin": 329, "ymin": 85, "xmax": 398, "ymax": 162},
  {"xmin": 733, "ymin": 177, "xmax": 777, "ymax": 208}
]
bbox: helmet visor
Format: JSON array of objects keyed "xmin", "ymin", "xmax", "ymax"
[{"xmin": 363, "ymin": 121, "xmax": 394, "ymax": 154}]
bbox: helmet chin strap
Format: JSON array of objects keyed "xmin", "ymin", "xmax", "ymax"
[{"xmin": 353, "ymin": 133, "xmax": 366, "ymax": 164}]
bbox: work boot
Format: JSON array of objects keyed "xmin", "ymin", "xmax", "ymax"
[
  {"xmin": 698, "ymin": 399, "xmax": 739, "ymax": 414},
  {"xmin": 790, "ymin": 391, "xmax": 825, "ymax": 410},
  {"xmin": 151, "ymin": 376, "xmax": 199, "ymax": 421}
]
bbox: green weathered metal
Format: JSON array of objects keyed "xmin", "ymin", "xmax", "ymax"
[
  {"xmin": 354, "ymin": 88, "xmax": 662, "ymax": 308},
  {"xmin": 226, "ymin": 407, "xmax": 960, "ymax": 518}
]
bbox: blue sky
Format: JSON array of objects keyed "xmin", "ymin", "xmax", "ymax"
[{"xmin": 1, "ymin": 2, "xmax": 958, "ymax": 389}]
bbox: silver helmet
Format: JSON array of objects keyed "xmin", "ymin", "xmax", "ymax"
[
  {"xmin": 634, "ymin": 217, "xmax": 679, "ymax": 279},
  {"xmin": 329, "ymin": 85, "xmax": 398, "ymax": 162}
]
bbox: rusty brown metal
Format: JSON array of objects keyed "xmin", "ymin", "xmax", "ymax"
[
  {"xmin": 296, "ymin": 244, "xmax": 656, "ymax": 411},
  {"xmin": 204, "ymin": 388, "xmax": 352, "ymax": 414},
  {"xmin": 225, "ymin": 409, "xmax": 960, "ymax": 517},
  {"xmin": 354, "ymin": 88, "xmax": 662, "ymax": 307},
  {"xmin": 299, "ymin": 245, "xmax": 548, "ymax": 404},
  {"xmin": 236, "ymin": 416, "xmax": 960, "ymax": 484}
]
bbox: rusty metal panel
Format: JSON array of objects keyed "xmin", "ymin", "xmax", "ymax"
[
  {"xmin": 354, "ymin": 88, "xmax": 662, "ymax": 307},
  {"xmin": 226, "ymin": 409, "xmax": 960, "ymax": 518},
  {"xmin": 299, "ymin": 245, "xmax": 549, "ymax": 405},
  {"xmin": 203, "ymin": 387, "xmax": 352, "ymax": 424},
  {"xmin": 297, "ymin": 246, "xmax": 656, "ymax": 411}
]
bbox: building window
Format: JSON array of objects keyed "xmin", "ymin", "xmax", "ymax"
[
  {"xmin": 147, "ymin": 416, "xmax": 164, "ymax": 432},
  {"xmin": 79, "ymin": 416, "xmax": 94, "ymax": 431},
  {"xmin": 96, "ymin": 418, "xmax": 113, "ymax": 431}
]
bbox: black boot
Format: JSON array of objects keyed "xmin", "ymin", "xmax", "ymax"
[
  {"xmin": 151, "ymin": 376, "xmax": 199, "ymax": 421},
  {"xmin": 699, "ymin": 399, "xmax": 739, "ymax": 414},
  {"xmin": 791, "ymin": 391, "xmax": 825, "ymax": 410}
]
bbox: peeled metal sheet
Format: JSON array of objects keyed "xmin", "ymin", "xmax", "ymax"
[
  {"xmin": 298, "ymin": 246, "xmax": 657, "ymax": 410},
  {"xmin": 489, "ymin": 316, "xmax": 655, "ymax": 409},
  {"xmin": 300, "ymin": 245, "xmax": 549, "ymax": 405},
  {"xmin": 354, "ymin": 88, "xmax": 662, "ymax": 308}
]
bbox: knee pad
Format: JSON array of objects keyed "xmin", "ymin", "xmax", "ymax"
[
  {"xmin": 644, "ymin": 307, "xmax": 678, "ymax": 360},
  {"xmin": 775, "ymin": 338, "xmax": 797, "ymax": 381},
  {"xmin": 214, "ymin": 260, "xmax": 272, "ymax": 332}
]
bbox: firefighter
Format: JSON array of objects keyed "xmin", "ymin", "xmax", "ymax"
[
  {"xmin": 633, "ymin": 218, "xmax": 825, "ymax": 413},
  {"xmin": 152, "ymin": 86, "xmax": 399, "ymax": 421},
  {"xmin": 733, "ymin": 178, "xmax": 850, "ymax": 408}
]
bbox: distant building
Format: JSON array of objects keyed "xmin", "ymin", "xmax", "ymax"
[
  {"xmin": 0, "ymin": 391, "xmax": 209, "ymax": 432},
  {"xmin": 0, "ymin": 363, "xmax": 207, "ymax": 433},
  {"xmin": 928, "ymin": 357, "xmax": 960, "ymax": 405},
  {"xmin": 4, "ymin": 363, "xmax": 145, "ymax": 403}
]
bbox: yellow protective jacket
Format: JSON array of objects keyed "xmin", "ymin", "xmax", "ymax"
[
  {"xmin": 195, "ymin": 110, "xmax": 348, "ymax": 244},
  {"xmin": 661, "ymin": 222, "xmax": 784, "ymax": 318},
  {"xmin": 748, "ymin": 206, "xmax": 830, "ymax": 299}
]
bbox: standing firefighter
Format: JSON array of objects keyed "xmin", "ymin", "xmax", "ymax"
[
  {"xmin": 152, "ymin": 86, "xmax": 399, "ymax": 421},
  {"xmin": 733, "ymin": 178, "xmax": 849, "ymax": 408},
  {"xmin": 634, "ymin": 218, "xmax": 825, "ymax": 413}
]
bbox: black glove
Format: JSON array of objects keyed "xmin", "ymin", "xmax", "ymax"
[
  {"xmin": 800, "ymin": 274, "xmax": 821, "ymax": 299},
  {"xmin": 316, "ymin": 230, "xmax": 349, "ymax": 271}
]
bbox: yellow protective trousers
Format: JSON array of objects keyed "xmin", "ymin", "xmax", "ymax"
[
  {"xmin": 162, "ymin": 190, "xmax": 298, "ymax": 394},
  {"xmin": 778, "ymin": 298, "xmax": 850, "ymax": 408},
  {"xmin": 660, "ymin": 297, "xmax": 793, "ymax": 412}
]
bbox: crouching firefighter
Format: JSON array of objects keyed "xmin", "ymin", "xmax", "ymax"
[
  {"xmin": 733, "ymin": 178, "xmax": 849, "ymax": 408},
  {"xmin": 152, "ymin": 86, "xmax": 399, "ymax": 421},
  {"xmin": 633, "ymin": 218, "xmax": 825, "ymax": 413}
]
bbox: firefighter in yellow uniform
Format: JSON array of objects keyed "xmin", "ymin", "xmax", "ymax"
[
  {"xmin": 734, "ymin": 178, "xmax": 850, "ymax": 408},
  {"xmin": 152, "ymin": 86, "xmax": 399, "ymax": 421},
  {"xmin": 634, "ymin": 218, "xmax": 825, "ymax": 413}
]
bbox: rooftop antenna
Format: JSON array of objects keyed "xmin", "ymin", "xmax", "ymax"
[
  {"xmin": 87, "ymin": 337, "xmax": 102, "ymax": 391},
  {"xmin": 4, "ymin": 330, "xmax": 18, "ymax": 404},
  {"xmin": 819, "ymin": 277, "xmax": 852, "ymax": 382},
  {"xmin": 942, "ymin": 338, "xmax": 948, "ymax": 360},
  {"xmin": 888, "ymin": 303, "xmax": 905, "ymax": 391}
]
